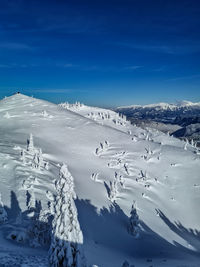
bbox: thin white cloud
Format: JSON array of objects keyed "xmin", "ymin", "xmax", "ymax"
[
  {"xmin": 26, "ymin": 88, "xmax": 89, "ymax": 94},
  {"xmin": 123, "ymin": 65, "xmax": 143, "ymax": 70},
  {"xmin": 167, "ymin": 74, "xmax": 200, "ymax": 81},
  {"xmin": 0, "ymin": 42, "xmax": 33, "ymax": 50},
  {"xmin": 0, "ymin": 63, "xmax": 34, "ymax": 68},
  {"xmin": 116, "ymin": 42, "xmax": 200, "ymax": 55},
  {"xmin": 57, "ymin": 63, "xmax": 143, "ymax": 72}
]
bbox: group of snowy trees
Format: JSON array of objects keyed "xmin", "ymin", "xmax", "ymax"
[
  {"xmin": 59, "ymin": 102, "xmax": 84, "ymax": 111},
  {"xmin": 95, "ymin": 140, "xmax": 109, "ymax": 155},
  {"xmin": 184, "ymin": 138, "xmax": 200, "ymax": 153},
  {"xmin": 87, "ymin": 111, "xmax": 111, "ymax": 121},
  {"xmin": 20, "ymin": 133, "xmax": 49, "ymax": 171},
  {"xmin": 87, "ymin": 111, "xmax": 128, "ymax": 127},
  {"xmin": 108, "ymin": 172, "xmax": 125, "ymax": 202}
]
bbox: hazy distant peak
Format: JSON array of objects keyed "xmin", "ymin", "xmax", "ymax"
[{"xmin": 117, "ymin": 100, "xmax": 200, "ymax": 110}]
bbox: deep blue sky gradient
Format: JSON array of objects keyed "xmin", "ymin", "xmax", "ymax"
[{"xmin": 0, "ymin": 0, "xmax": 200, "ymax": 107}]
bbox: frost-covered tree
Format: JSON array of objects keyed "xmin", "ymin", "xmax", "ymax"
[
  {"xmin": 4, "ymin": 111, "xmax": 11, "ymax": 119},
  {"xmin": 38, "ymin": 148, "xmax": 44, "ymax": 169},
  {"xmin": 108, "ymin": 179, "xmax": 118, "ymax": 202},
  {"xmin": 128, "ymin": 201, "xmax": 140, "ymax": 238},
  {"xmin": 44, "ymin": 161, "xmax": 49, "ymax": 170},
  {"xmin": 49, "ymin": 164, "xmax": 86, "ymax": 267},
  {"xmin": 21, "ymin": 149, "xmax": 26, "ymax": 164},
  {"xmin": 104, "ymin": 140, "xmax": 109, "ymax": 149},
  {"xmin": 32, "ymin": 149, "xmax": 44, "ymax": 170},
  {"xmin": 26, "ymin": 190, "xmax": 35, "ymax": 210},
  {"xmin": 184, "ymin": 140, "xmax": 188, "ymax": 150},
  {"xmin": 191, "ymin": 139, "xmax": 194, "ymax": 147},
  {"xmin": 42, "ymin": 110, "xmax": 48, "ymax": 117},
  {"xmin": 0, "ymin": 193, "xmax": 8, "ymax": 223},
  {"xmin": 32, "ymin": 152, "xmax": 39, "ymax": 169},
  {"xmin": 28, "ymin": 202, "xmax": 52, "ymax": 248},
  {"xmin": 27, "ymin": 133, "xmax": 34, "ymax": 154},
  {"xmin": 115, "ymin": 172, "xmax": 125, "ymax": 188}
]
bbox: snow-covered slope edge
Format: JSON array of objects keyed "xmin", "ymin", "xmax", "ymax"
[
  {"xmin": 59, "ymin": 101, "xmax": 132, "ymax": 134},
  {"xmin": 0, "ymin": 93, "xmax": 200, "ymax": 266}
]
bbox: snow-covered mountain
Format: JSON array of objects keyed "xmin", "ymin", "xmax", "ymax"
[
  {"xmin": 116, "ymin": 101, "xmax": 200, "ymax": 143},
  {"xmin": 117, "ymin": 101, "xmax": 200, "ymax": 111},
  {"xmin": 116, "ymin": 101, "xmax": 200, "ymax": 122},
  {"xmin": 0, "ymin": 93, "xmax": 200, "ymax": 266}
]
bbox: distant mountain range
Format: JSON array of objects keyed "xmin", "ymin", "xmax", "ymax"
[{"xmin": 116, "ymin": 100, "xmax": 200, "ymax": 143}]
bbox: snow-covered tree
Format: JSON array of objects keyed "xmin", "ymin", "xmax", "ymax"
[
  {"xmin": 191, "ymin": 139, "xmax": 194, "ymax": 147},
  {"xmin": 0, "ymin": 193, "xmax": 8, "ymax": 223},
  {"xmin": 28, "ymin": 204, "xmax": 52, "ymax": 248},
  {"xmin": 108, "ymin": 179, "xmax": 118, "ymax": 202},
  {"xmin": 27, "ymin": 190, "xmax": 35, "ymax": 210},
  {"xmin": 184, "ymin": 140, "xmax": 188, "ymax": 150},
  {"xmin": 49, "ymin": 164, "xmax": 86, "ymax": 267},
  {"xmin": 4, "ymin": 111, "xmax": 11, "ymax": 119},
  {"xmin": 128, "ymin": 201, "xmax": 140, "ymax": 238},
  {"xmin": 32, "ymin": 152, "xmax": 39, "ymax": 169},
  {"xmin": 38, "ymin": 148, "xmax": 44, "ymax": 169},
  {"xmin": 32, "ymin": 149, "xmax": 44, "ymax": 170},
  {"xmin": 42, "ymin": 110, "xmax": 48, "ymax": 117},
  {"xmin": 115, "ymin": 172, "xmax": 125, "ymax": 188},
  {"xmin": 27, "ymin": 133, "xmax": 34, "ymax": 154},
  {"xmin": 44, "ymin": 161, "xmax": 49, "ymax": 170},
  {"xmin": 21, "ymin": 149, "xmax": 26, "ymax": 164}
]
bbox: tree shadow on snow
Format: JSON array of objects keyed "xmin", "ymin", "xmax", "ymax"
[
  {"xmin": 1, "ymin": 190, "xmax": 200, "ymax": 265},
  {"xmin": 156, "ymin": 209, "xmax": 200, "ymax": 253},
  {"xmin": 4, "ymin": 190, "xmax": 22, "ymax": 221},
  {"xmin": 76, "ymin": 198, "xmax": 200, "ymax": 260}
]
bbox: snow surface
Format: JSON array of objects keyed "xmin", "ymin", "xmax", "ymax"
[{"xmin": 0, "ymin": 93, "xmax": 200, "ymax": 266}]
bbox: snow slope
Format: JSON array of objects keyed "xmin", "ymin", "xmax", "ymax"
[
  {"xmin": 59, "ymin": 102, "xmax": 132, "ymax": 133},
  {"xmin": 0, "ymin": 93, "xmax": 200, "ymax": 266}
]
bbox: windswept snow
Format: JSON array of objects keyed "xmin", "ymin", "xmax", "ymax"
[{"xmin": 0, "ymin": 93, "xmax": 200, "ymax": 266}]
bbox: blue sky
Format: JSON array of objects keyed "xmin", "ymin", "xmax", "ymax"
[{"xmin": 0, "ymin": 0, "xmax": 200, "ymax": 107}]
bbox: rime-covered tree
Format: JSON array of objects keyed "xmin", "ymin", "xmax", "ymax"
[
  {"xmin": 49, "ymin": 164, "xmax": 86, "ymax": 267},
  {"xmin": 27, "ymin": 190, "xmax": 35, "ymax": 210},
  {"xmin": 0, "ymin": 193, "xmax": 7, "ymax": 223},
  {"xmin": 32, "ymin": 149, "xmax": 44, "ymax": 170},
  {"xmin": 128, "ymin": 201, "xmax": 140, "ymax": 238},
  {"xmin": 108, "ymin": 179, "xmax": 118, "ymax": 202},
  {"xmin": 21, "ymin": 149, "xmax": 26, "ymax": 164},
  {"xmin": 27, "ymin": 133, "xmax": 34, "ymax": 154},
  {"xmin": 4, "ymin": 112, "xmax": 10, "ymax": 119},
  {"xmin": 28, "ymin": 202, "xmax": 52, "ymax": 248},
  {"xmin": 38, "ymin": 148, "xmax": 44, "ymax": 169},
  {"xmin": 32, "ymin": 152, "xmax": 39, "ymax": 169}
]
